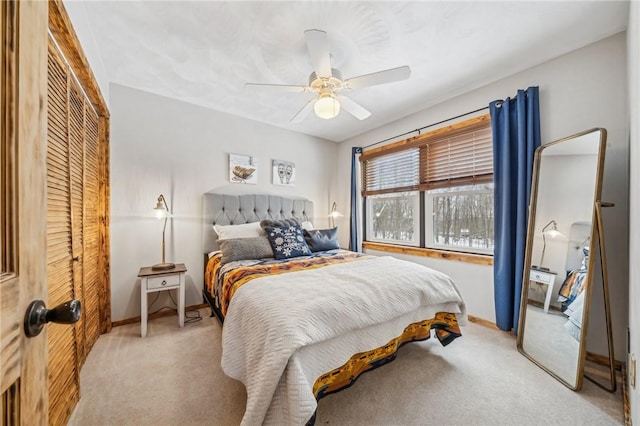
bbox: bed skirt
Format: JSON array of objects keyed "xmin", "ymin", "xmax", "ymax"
[{"xmin": 305, "ymin": 312, "xmax": 461, "ymax": 424}]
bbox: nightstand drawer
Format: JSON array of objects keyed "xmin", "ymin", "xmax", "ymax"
[
  {"xmin": 529, "ymin": 270, "xmax": 554, "ymax": 284},
  {"xmin": 147, "ymin": 274, "xmax": 180, "ymax": 290}
]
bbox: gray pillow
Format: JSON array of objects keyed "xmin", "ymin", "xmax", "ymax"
[
  {"xmin": 260, "ymin": 218, "xmax": 301, "ymax": 229},
  {"xmin": 303, "ymin": 227, "xmax": 339, "ymax": 252},
  {"xmin": 218, "ymin": 237, "xmax": 274, "ymax": 265}
]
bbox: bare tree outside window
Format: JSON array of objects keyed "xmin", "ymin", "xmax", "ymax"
[
  {"xmin": 367, "ymin": 185, "xmax": 493, "ymax": 253},
  {"xmin": 369, "ymin": 193, "xmax": 418, "ymax": 244},
  {"xmin": 429, "ymin": 184, "xmax": 494, "ymax": 251}
]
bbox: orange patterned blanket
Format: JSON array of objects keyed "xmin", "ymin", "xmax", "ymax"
[{"xmin": 205, "ymin": 250, "xmax": 367, "ymax": 315}]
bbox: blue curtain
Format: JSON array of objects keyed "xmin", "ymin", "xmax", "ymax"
[
  {"xmin": 349, "ymin": 147, "xmax": 362, "ymax": 251},
  {"xmin": 490, "ymin": 86, "xmax": 540, "ymax": 332}
]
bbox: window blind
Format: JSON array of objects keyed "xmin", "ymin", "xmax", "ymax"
[
  {"xmin": 421, "ymin": 125, "xmax": 493, "ymax": 189},
  {"xmin": 362, "ymin": 118, "xmax": 492, "ymax": 196},
  {"xmin": 362, "ymin": 148, "xmax": 419, "ymax": 196}
]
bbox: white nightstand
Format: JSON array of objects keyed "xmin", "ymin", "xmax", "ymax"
[
  {"xmin": 138, "ymin": 263, "xmax": 187, "ymax": 337},
  {"xmin": 529, "ymin": 268, "xmax": 557, "ymax": 313}
]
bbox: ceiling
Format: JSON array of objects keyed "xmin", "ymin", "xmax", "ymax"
[{"xmin": 71, "ymin": 1, "xmax": 629, "ymax": 142}]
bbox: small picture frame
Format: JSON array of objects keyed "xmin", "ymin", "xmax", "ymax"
[
  {"xmin": 272, "ymin": 160, "xmax": 295, "ymax": 186},
  {"xmin": 229, "ymin": 154, "xmax": 257, "ymax": 184}
]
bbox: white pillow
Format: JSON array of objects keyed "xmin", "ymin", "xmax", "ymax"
[
  {"xmin": 213, "ymin": 222, "xmax": 265, "ymax": 239},
  {"xmin": 301, "ymin": 221, "xmax": 314, "ymax": 231}
]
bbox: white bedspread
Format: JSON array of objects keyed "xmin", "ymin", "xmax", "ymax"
[{"xmin": 221, "ymin": 255, "xmax": 467, "ymax": 425}]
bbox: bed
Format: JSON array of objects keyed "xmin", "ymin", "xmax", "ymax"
[{"xmin": 202, "ymin": 193, "xmax": 467, "ymax": 425}]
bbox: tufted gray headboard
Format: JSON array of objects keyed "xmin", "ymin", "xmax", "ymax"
[{"xmin": 203, "ymin": 193, "xmax": 314, "ymax": 254}]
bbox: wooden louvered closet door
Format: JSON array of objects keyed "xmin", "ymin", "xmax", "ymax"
[
  {"xmin": 68, "ymin": 74, "xmax": 86, "ymax": 363},
  {"xmin": 82, "ymin": 89, "xmax": 101, "ymax": 355},
  {"xmin": 46, "ymin": 37, "xmax": 103, "ymax": 425},
  {"xmin": 46, "ymin": 41, "xmax": 80, "ymax": 426}
]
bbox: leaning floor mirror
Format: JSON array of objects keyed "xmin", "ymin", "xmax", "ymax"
[{"xmin": 516, "ymin": 128, "xmax": 609, "ymax": 390}]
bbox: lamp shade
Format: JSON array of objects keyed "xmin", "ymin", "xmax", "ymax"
[
  {"xmin": 545, "ymin": 228, "xmax": 563, "ymax": 239},
  {"xmin": 154, "ymin": 196, "xmax": 168, "ymax": 218},
  {"xmin": 541, "ymin": 220, "xmax": 565, "ymax": 239},
  {"xmin": 314, "ymin": 94, "xmax": 340, "ymax": 119},
  {"xmin": 329, "ymin": 202, "xmax": 343, "ymax": 218}
]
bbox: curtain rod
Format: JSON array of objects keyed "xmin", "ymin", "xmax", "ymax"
[{"xmin": 362, "ymin": 105, "xmax": 489, "ymax": 150}]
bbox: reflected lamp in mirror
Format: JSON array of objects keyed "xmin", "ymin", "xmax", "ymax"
[
  {"xmin": 328, "ymin": 202, "xmax": 343, "ymax": 227},
  {"xmin": 152, "ymin": 194, "xmax": 175, "ymax": 271},
  {"xmin": 536, "ymin": 220, "xmax": 565, "ymax": 271}
]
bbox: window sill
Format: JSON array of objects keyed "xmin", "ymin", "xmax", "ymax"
[{"xmin": 362, "ymin": 241, "xmax": 493, "ymax": 266}]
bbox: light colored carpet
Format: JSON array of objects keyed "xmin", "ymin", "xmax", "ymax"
[
  {"xmin": 68, "ymin": 310, "xmax": 624, "ymax": 426},
  {"xmin": 522, "ymin": 305, "xmax": 580, "ymax": 385}
]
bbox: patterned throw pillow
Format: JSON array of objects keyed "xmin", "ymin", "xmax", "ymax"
[{"xmin": 264, "ymin": 224, "xmax": 312, "ymax": 260}]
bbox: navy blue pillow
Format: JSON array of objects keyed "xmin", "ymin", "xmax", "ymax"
[
  {"xmin": 264, "ymin": 224, "xmax": 311, "ymax": 260},
  {"xmin": 303, "ymin": 227, "xmax": 339, "ymax": 252}
]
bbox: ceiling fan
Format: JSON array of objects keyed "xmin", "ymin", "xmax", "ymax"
[{"xmin": 245, "ymin": 29, "xmax": 411, "ymax": 122}]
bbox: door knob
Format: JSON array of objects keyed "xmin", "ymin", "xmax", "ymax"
[{"xmin": 24, "ymin": 299, "xmax": 82, "ymax": 338}]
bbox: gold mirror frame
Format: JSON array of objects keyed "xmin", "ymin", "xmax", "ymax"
[{"xmin": 516, "ymin": 128, "xmax": 612, "ymax": 391}]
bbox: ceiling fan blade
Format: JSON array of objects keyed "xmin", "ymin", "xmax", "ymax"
[
  {"xmin": 304, "ymin": 29, "xmax": 332, "ymax": 78},
  {"xmin": 337, "ymin": 95, "xmax": 371, "ymax": 120},
  {"xmin": 290, "ymin": 98, "xmax": 316, "ymax": 123},
  {"xmin": 245, "ymin": 83, "xmax": 310, "ymax": 93},
  {"xmin": 342, "ymin": 66, "xmax": 411, "ymax": 90}
]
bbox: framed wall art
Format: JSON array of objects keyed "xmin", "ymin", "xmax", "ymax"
[
  {"xmin": 272, "ymin": 160, "xmax": 295, "ymax": 186},
  {"xmin": 229, "ymin": 154, "xmax": 257, "ymax": 184}
]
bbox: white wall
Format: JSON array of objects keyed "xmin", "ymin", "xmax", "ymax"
[
  {"xmin": 338, "ymin": 33, "xmax": 629, "ymax": 359},
  {"xmin": 627, "ymin": 1, "xmax": 639, "ymax": 423},
  {"xmin": 110, "ymin": 84, "xmax": 337, "ymax": 321}
]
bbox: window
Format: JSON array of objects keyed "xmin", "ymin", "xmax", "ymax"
[
  {"xmin": 361, "ymin": 115, "xmax": 494, "ymax": 255},
  {"xmin": 366, "ymin": 192, "xmax": 420, "ymax": 246},
  {"xmin": 426, "ymin": 184, "xmax": 494, "ymax": 254}
]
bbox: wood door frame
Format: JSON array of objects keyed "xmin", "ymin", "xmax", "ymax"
[{"xmin": 48, "ymin": 0, "xmax": 111, "ymax": 333}]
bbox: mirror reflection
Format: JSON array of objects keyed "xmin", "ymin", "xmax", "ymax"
[{"xmin": 518, "ymin": 128, "xmax": 605, "ymax": 389}]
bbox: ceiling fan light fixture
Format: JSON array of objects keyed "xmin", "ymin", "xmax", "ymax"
[
  {"xmin": 314, "ymin": 94, "xmax": 340, "ymax": 119},
  {"xmin": 247, "ymin": 30, "xmax": 410, "ymax": 123}
]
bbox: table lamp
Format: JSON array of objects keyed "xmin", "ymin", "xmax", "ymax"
[
  {"xmin": 152, "ymin": 194, "xmax": 175, "ymax": 271},
  {"xmin": 537, "ymin": 219, "xmax": 564, "ymax": 270},
  {"xmin": 329, "ymin": 202, "xmax": 343, "ymax": 228}
]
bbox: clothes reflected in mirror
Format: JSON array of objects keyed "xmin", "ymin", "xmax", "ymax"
[{"xmin": 558, "ymin": 247, "xmax": 589, "ymax": 340}]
